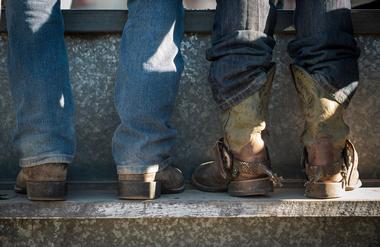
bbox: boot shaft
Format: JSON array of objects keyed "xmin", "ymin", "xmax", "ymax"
[
  {"xmin": 291, "ymin": 65, "xmax": 349, "ymax": 164},
  {"xmin": 222, "ymin": 65, "xmax": 276, "ymax": 156}
]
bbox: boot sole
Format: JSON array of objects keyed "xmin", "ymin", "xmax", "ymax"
[
  {"xmin": 26, "ymin": 181, "xmax": 67, "ymax": 201},
  {"xmin": 305, "ymin": 179, "xmax": 362, "ymax": 199},
  {"xmin": 228, "ymin": 177, "xmax": 273, "ymax": 197},
  {"xmin": 118, "ymin": 181, "xmax": 161, "ymax": 200}
]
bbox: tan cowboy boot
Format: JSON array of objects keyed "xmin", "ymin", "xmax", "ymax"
[
  {"xmin": 291, "ymin": 65, "xmax": 361, "ymax": 199},
  {"xmin": 118, "ymin": 165, "xmax": 185, "ymax": 200},
  {"xmin": 192, "ymin": 65, "xmax": 282, "ymax": 196},
  {"xmin": 14, "ymin": 163, "xmax": 68, "ymax": 201}
]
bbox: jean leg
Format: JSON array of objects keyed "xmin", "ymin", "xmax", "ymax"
[
  {"xmin": 6, "ymin": 0, "xmax": 75, "ymax": 167},
  {"xmin": 207, "ymin": 0, "xmax": 277, "ymax": 110},
  {"xmin": 113, "ymin": 0, "xmax": 184, "ymax": 174},
  {"xmin": 288, "ymin": 0, "xmax": 361, "ymax": 105}
]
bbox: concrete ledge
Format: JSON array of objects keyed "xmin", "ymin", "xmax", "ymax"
[{"xmin": 1, "ymin": 188, "xmax": 380, "ymax": 219}]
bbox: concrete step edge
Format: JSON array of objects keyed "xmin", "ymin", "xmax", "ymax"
[{"xmin": 1, "ymin": 188, "xmax": 380, "ymax": 219}]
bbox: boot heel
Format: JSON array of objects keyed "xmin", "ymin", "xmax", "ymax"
[
  {"xmin": 118, "ymin": 181, "xmax": 161, "ymax": 200},
  {"xmin": 228, "ymin": 177, "xmax": 273, "ymax": 197},
  {"xmin": 26, "ymin": 181, "xmax": 67, "ymax": 201},
  {"xmin": 305, "ymin": 181, "xmax": 345, "ymax": 199}
]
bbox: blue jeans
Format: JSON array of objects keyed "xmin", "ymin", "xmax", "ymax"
[
  {"xmin": 6, "ymin": 0, "xmax": 184, "ymax": 174},
  {"xmin": 208, "ymin": 0, "xmax": 360, "ymax": 110},
  {"xmin": 7, "ymin": 0, "xmax": 75, "ymax": 167},
  {"xmin": 7, "ymin": 0, "xmax": 359, "ymax": 173},
  {"xmin": 113, "ymin": 0, "xmax": 184, "ymax": 174}
]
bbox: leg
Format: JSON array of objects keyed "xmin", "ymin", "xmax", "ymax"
[
  {"xmin": 207, "ymin": 0, "xmax": 276, "ymax": 110},
  {"xmin": 192, "ymin": 0, "xmax": 282, "ymax": 196},
  {"xmin": 113, "ymin": 0, "xmax": 185, "ymax": 199},
  {"xmin": 289, "ymin": 0, "xmax": 361, "ymax": 198},
  {"xmin": 7, "ymin": 0, "xmax": 75, "ymax": 200},
  {"xmin": 289, "ymin": 0, "xmax": 360, "ymax": 104}
]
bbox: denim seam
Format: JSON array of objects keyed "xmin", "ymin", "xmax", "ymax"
[{"xmin": 20, "ymin": 154, "xmax": 74, "ymax": 167}]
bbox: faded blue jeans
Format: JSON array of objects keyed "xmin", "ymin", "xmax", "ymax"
[
  {"xmin": 7, "ymin": 0, "xmax": 359, "ymax": 174},
  {"xmin": 7, "ymin": 0, "xmax": 75, "ymax": 167}
]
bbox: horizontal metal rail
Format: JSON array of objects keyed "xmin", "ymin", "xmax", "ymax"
[{"xmin": 0, "ymin": 9, "xmax": 379, "ymax": 34}]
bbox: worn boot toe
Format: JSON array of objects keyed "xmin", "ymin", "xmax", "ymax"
[
  {"xmin": 156, "ymin": 166, "xmax": 185, "ymax": 194},
  {"xmin": 192, "ymin": 161, "xmax": 228, "ymax": 192}
]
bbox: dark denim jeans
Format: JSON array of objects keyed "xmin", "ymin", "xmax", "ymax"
[
  {"xmin": 6, "ymin": 0, "xmax": 359, "ymax": 174},
  {"xmin": 208, "ymin": 0, "xmax": 360, "ymax": 110}
]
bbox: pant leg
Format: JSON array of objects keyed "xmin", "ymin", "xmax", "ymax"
[
  {"xmin": 113, "ymin": 0, "xmax": 184, "ymax": 174},
  {"xmin": 6, "ymin": 0, "xmax": 75, "ymax": 167},
  {"xmin": 207, "ymin": 0, "xmax": 277, "ymax": 110},
  {"xmin": 288, "ymin": 0, "xmax": 360, "ymax": 105}
]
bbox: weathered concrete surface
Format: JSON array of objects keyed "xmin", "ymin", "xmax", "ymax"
[
  {"xmin": 0, "ymin": 217, "xmax": 379, "ymax": 247},
  {"xmin": 1, "ymin": 188, "xmax": 380, "ymax": 218},
  {"xmin": 0, "ymin": 34, "xmax": 380, "ymax": 182}
]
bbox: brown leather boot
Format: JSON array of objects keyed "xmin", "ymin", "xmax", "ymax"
[
  {"xmin": 14, "ymin": 163, "xmax": 68, "ymax": 201},
  {"xmin": 303, "ymin": 139, "xmax": 361, "ymax": 198},
  {"xmin": 192, "ymin": 65, "xmax": 282, "ymax": 196},
  {"xmin": 291, "ymin": 64, "xmax": 361, "ymax": 198},
  {"xmin": 192, "ymin": 139, "xmax": 282, "ymax": 196},
  {"xmin": 118, "ymin": 165, "xmax": 185, "ymax": 200}
]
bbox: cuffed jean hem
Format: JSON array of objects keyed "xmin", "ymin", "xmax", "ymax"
[
  {"xmin": 19, "ymin": 154, "xmax": 74, "ymax": 168},
  {"xmin": 288, "ymin": 31, "xmax": 360, "ymax": 90},
  {"xmin": 207, "ymin": 30, "xmax": 275, "ymax": 111},
  {"xmin": 216, "ymin": 64, "xmax": 276, "ymax": 111},
  {"xmin": 116, "ymin": 158, "xmax": 170, "ymax": 175}
]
